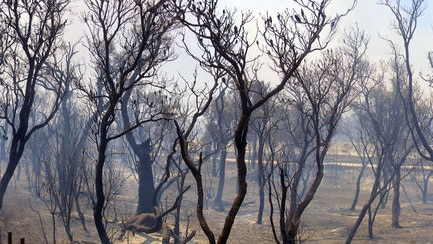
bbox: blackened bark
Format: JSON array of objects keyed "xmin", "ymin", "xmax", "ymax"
[
  {"xmin": 174, "ymin": 171, "xmax": 187, "ymax": 243},
  {"xmin": 392, "ymin": 166, "xmax": 401, "ymax": 228},
  {"xmin": 0, "ymin": 121, "xmax": 29, "ymax": 209},
  {"xmin": 121, "ymin": 90, "xmax": 157, "ymax": 216},
  {"xmin": 251, "ymin": 137, "xmax": 257, "ymax": 170},
  {"xmin": 94, "ymin": 122, "xmax": 110, "ymax": 244},
  {"xmin": 421, "ymin": 172, "xmax": 432, "ymax": 203},
  {"xmin": 351, "ymin": 163, "xmax": 367, "ymax": 210},
  {"xmin": 218, "ymin": 113, "xmax": 249, "ymax": 243},
  {"xmin": 0, "ymin": 129, "xmax": 6, "ymax": 161},
  {"xmin": 135, "ymin": 140, "xmax": 156, "ymax": 215},
  {"xmin": 212, "ymin": 83, "xmax": 231, "ymax": 209},
  {"xmin": 175, "ymin": 121, "xmax": 216, "ymax": 244},
  {"xmin": 94, "ymin": 99, "xmax": 119, "ymax": 243},
  {"xmin": 0, "ymin": 145, "xmax": 25, "ymax": 208},
  {"xmin": 212, "ymin": 143, "xmax": 219, "ymax": 177},
  {"xmin": 74, "ymin": 190, "xmax": 89, "ymax": 233},
  {"xmin": 346, "ymin": 170, "xmax": 382, "ymax": 243},
  {"xmin": 285, "ymin": 224, "xmax": 300, "ymax": 244},
  {"xmin": 214, "ymin": 148, "xmax": 227, "ymax": 211},
  {"xmin": 346, "ymin": 200, "xmax": 373, "ymax": 244},
  {"xmin": 0, "ymin": 0, "xmax": 67, "ymax": 210},
  {"xmin": 256, "ymin": 137, "xmax": 266, "ymax": 224}
]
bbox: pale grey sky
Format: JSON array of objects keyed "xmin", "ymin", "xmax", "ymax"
[
  {"xmin": 64, "ymin": 1, "xmax": 433, "ymax": 83},
  {"xmin": 339, "ymin": 0, "xmax": 433, "ymax": 74},
  {"xmin": 219, "ymin": 0, "xmax": 433, "ymax": 74}
]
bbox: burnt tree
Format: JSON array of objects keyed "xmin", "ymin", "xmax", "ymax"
[
  {"xmin": 78, "ymin": 0, "xmax": 176, "ymax": 242},
  {"xmin": 0, "ymin": 0, "xmax": 69, "ymax": 210},
  {"xmin": 174, "ymin": 0, "xmax": 352, "ymax": 243}
]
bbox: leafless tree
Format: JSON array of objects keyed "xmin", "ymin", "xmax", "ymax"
[
  {"xmin": 78, "ymin": 0, "xmax": 177, "ymax": 242},
  {"xmin": 346, "ymin": 61, "xmax": 415, "ymax": 242},
  {"xmin": 380, "ymin": 0, "xmax": 433, "ymax": 229},
  {"xmin": 121, "ymin": 87, "xmax": 180, "ymax": 217},
  {"xmin": 345, "ymin": 87, "xmax": 394, "ymax": 242},
  {"xmin": 203, "ymin": 82, "xmax": 236, "ymax": 211},
  {"xmin": 382, "ymin": 0, "xmax": 433, "ymax": 207},
  {"xmin": 411, "ymin": 157, "xmax": 433, "ymax": 203},
  {"xmin": 32, "ymin": 43, "xmax": 83, "ymax": 243},
  {"xmin": 249, "ymin": 81, "xmax": 279, "ymax": 225},
  {"xmin": 266, "ymin": 25, "xmax": 365, "ymax": 243},
  {"xmin": 407, "ymin": 93, "xmax": 433, "ymax": 204},
  {"xmin": 0, "ymin": 0, "xmax": 70, "ymax": 210},
  {"xmin": 340, "ymin": 115, "xmax": 371, "ymax": 210},
  {"xmin": 174, "ymin": 0, "xmax": 354, "ymax": 243},
  {"xmin": 387, "ymin": 56, "xmax": 416, "ymax": 228},
  {"xmin": 173, "ymin": 71, "xmax": 219, "ymax": 242},
  {"xmin": 380, "ymin": 0, "xmax": 432, "ymax": 166}
]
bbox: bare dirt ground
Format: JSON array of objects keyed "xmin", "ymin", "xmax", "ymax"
[{"xmin": 1, "ymin": 159, "xmax": 433, "ymax": 243}]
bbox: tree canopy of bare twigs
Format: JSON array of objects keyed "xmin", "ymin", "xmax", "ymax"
[
  {"xmin": 173, "ymin": 0, "xmax": 356, "ymax": 243},
  {"xmin": 380, "ymin": 0, "xmax": 430, "ymax": 160},
  {"xmin": 0, "ymin": 0, "xmax": 71, "ymax": 210},
  {"xmin": 77, "ymin": 0, "xmax": 178, "ymax": 242}
]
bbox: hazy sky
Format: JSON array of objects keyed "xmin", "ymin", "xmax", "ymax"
[
  {"xmin": 64, "ymin": 1, "xmax": 433, "ymax": 81},
  {"xmin": 339, "ymin": 0, "xmax": 433, "ymax": 73},
  {"xmin": 219, "ymin": 0, "xmax": 433, "ymax": 74}
]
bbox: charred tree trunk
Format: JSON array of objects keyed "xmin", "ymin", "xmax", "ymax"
[
  {"xmin": 256, "ymin": 137, "xmax": 266, "ymax": 224},
  {"xmin": 284, "ymin": 222, "xmax": 300, "ymax": 244},
  {"xmin": 367, "ymin": 193, "xmax": 386, "ymax": 240},
  {"xmin": 422, "ymin": 180, "xmax": 428, "ymax": 203},
  {"xmin": 214, "ymin": 147, "xmax": 227, "ymax": 211},
  {"xmin": 94, "ymin": 122, "xmax": 111, "ymax": 244},
  {"xmin": 367, "ymin": 205, "xmax": 374, "ymax": 239},
  {"xmin": 0, "ymin": 125, "xmax": 7, "ymax": 161},
  {"xmin": 392, "ymin": 166, "xmax": 401, "ymax": 228},
  {"xmin": 251, "ymin": 138, "xmax": 257, "ymax": 170},
  {"xmin": 121, "ymin": 89, "xmax": 157, "ymax": 216},
  {"xmin": 346, "ymin": 170, "xmax": 384, "ymax": 243},
  {"xmin": 0, "ymin": 0, "xmax": 68, "ymax": 211},
  {"xmin": 0, "ymin": 132, "xmax": 27, "ymax": 209},
  {"xmin": 175, "ymin": 120, "xmax": 217, "ymax": 244},
  {"xmin": 0, "ymin": 69, "xmax": 35, "ymax": 207},
  {"xmin": 174, "ymin": 171, "xmax": 187, "ymax": 243},
  {"xmin": 421, "ymin": 171, "xmax": 433, "ymax": 203},
  {"xmin": 380, "ymin": 162, "xmax": 391, "ymax": 209},
  {"xmin": 212, "ymin": 143, "xmax": 219, "ymax": 177},
  {"xmin": 135, "ymin": 140, "xmax": 156, "ymax": 215},
  {"xmin": 346, "ymin": 199, "xmax": 373, "ymax": 244},
  {"xmin": 282, "ymin": 125, "xmax": 327, "ymax": 243},
  {"xmin": 74, "ymin": 190, "xmax": 89, "ymax": 233},
  {"xmin": 351, "ymin": 163, "xmax": 367, "ymax": 210},
  {"xmin": 94, "ymin": 95, "xmax": 120, "ymax": 243},
  {"xmin": 218, "ymin": 113, "xmax": 250, "ymax": 243}
]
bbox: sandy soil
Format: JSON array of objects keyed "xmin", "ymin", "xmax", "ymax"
[{"xmin": 1, "ymin": 159, "xmax": 433, "ymax": 243}]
